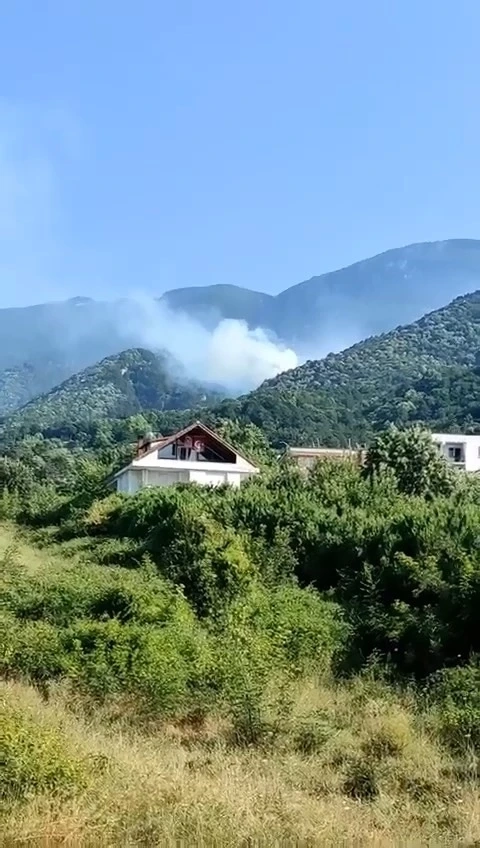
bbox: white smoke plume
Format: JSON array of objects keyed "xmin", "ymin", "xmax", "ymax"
[{"xmin": 116, "ymin": 295, "xmax": 299, "ymax": 393}]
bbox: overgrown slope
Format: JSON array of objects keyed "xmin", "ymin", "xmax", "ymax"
[
  {"xmin": 0, "ymin": 361, "xmax": 76, "ymax": 417},
  {"xmin": 2, "ymin": 239, "xmax": 480, "ymax": 413},
  {"xmin": 226, "ymin": 290, "xmax": 480, "ymax": 445},
  {"xmin": 2, "ymin": 348, "xmax": 221, "ymax": 437},
  {"xmin": 4, "ymin": 445, "xmax": 480, "ymax": 843}
]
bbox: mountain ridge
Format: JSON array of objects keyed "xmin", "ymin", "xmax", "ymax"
[
  {"xmin": 221, "ymin": 289, "xmax": 480, "ymax": 446},
  {"xmin": 5, "ymin": 288, "xmax": 480, "ymax": 451},
  {"xmin": 2, "ymin": 239, "xmax": 480, "ymax": 415},
  {"xmin": 1, "ymin": 348, "xmax": 222, "ymax": 438}
]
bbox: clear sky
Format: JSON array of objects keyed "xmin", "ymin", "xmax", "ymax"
[{"xmin": 1, "ymin": 0, "xmax": 480, "ymax": 306}]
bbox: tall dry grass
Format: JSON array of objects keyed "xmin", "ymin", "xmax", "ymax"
[{"xmin": 2, "ymin": 676, "xmax": 480, "ymax": 847}]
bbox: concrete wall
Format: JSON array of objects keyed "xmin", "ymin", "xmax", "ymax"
[
  {"xmin": 116, "ymin": 469, "xmax": 142, "ymax": 494},
  {"xmin": 115, "ymin": 467, "xmax": 250, "ymax": 492},
  {"xmin": 432, "ymin": 433, "xmax": 480, "ymax": 472},
  {"xmin": 189, "ymin": 469, "xmax": 244, "ymax": 487}
]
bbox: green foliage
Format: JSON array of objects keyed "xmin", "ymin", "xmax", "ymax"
[
  {"xmin": 1, "ymin": 617, "xmax": 67, "ymax": 684},
  {"xmin": 428, "ymin": 661, "xmax": 480, "ymax": 751},
  {"xmin": 223, "ymin": 290, "xmax": 480, "ymax": 446},
  {"xmin": 363, "ymin": 425, "xmax": 454, "ymax": 497},
  {"xmin": 2, "ymin": 348, "xmax": 221, "ymax": 439},
  {"xmin": 26, "ymin": 439, "xmax": 477, "ymax": 680},
  {"xmin": 343, "ymin": 756, "xmax": 380, "ymax": 801},
  {"xmin": 1, "ymin": 698, "xmax": 88, "ymax": 802},
  {"xmin": 0, "ymin": 539, "xmax": 346, "ymax": 725}
]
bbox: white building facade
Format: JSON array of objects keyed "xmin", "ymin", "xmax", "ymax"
[
  {"xmin": 112, "ymin": 422, "xmax": 259, "ymax": 493},
  {"xmin": 432, "ymin": 433, "xmax": 480, "ymax": 472}
]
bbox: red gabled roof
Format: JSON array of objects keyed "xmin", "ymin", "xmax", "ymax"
[{"xmin": 137, "ymin": 420, "xmax": 257, "ymax": 467}]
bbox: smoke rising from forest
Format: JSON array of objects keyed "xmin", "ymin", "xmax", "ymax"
[{"xmin": 117, "ymin": 295, "xmax": 299, "ymax": 392}]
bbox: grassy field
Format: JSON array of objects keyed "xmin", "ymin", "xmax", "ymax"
[
  {"xmin": 2, "ymin": 524, "xmax": 480, "ymax": 846},
  {"xmin": 3, "ymin": 676, "xmax": 480, "ymax": 847}
]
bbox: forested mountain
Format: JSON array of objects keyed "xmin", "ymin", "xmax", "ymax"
[
  {"xmin": 0, "ymin": 361, "xmax": 76, "ymax": 417},
  {"xmin": 2, "ymin": 239, "xmax": 480, "ymax": 414},
  {"xmin": 5, "ymin": 289, "xmax": 480, "ymax": 449},
  {"xmin": 222, "ymin": 290, "xmax": 480, "ymax": 446},
  {"xmin": 164, "ymin": 240, "xmax": 480, "ymax": 343},
  {"xmin": 2, "ymin": 349, "xmax": 221, "ymax": 438}
]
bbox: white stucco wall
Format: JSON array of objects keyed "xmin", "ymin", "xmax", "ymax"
[
  {"xmin": 115, "ymin": 464, "xmax": 255, "ymax": 492},
  {"xmin": 116, "ymin": 469, "xmax": 142, "ymax": 493},
  {"xmin": 432, "ymin": 433, "xmax": 480, "ymax": 472},
  {"xmin": 189, "ymin": 469, "xmax": 239, "ymax": 486},
  {"xmin": 133, "ymin": 451, "xmax": 256, "ymax": 472}
]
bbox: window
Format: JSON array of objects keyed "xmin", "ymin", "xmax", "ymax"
[
  {"xmin": 477, "ymin": 446, "xmax": 480, "ymax": 459},
  {"xmin": 447, "ymin": 446, "xmax": 463, "ymax": 462}
]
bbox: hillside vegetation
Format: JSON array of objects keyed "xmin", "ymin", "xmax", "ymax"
[
  {"xmin": 4, "ymin": 430, "xmax": 480, "ymax": 843},
  {"xmin": 0, "ymin": 360, "xmax": 76, "ymax": 417},
  {"xmin": 2, "ymin": 348, "xmax": 221, "ymax": 439},
  {"xmin": 5, "ymin": 289, "xmax": 480, "ymax": 450},
  {"xmin": 6, "ymin": 276, "xmax": 480, "ymax": 842},
  {"xmin": 226, "ymin": 290, "xmax": 480, "ymax": 446},
  {"xmin": 2, "ymin": 239, "xmax": 480, "ymax": 413}
]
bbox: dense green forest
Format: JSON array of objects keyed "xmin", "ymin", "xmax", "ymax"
[
  {"xmin": 5, "ymin": 289, "xmax": 480, "ymax": 449},
  {"xmin": 6, "ymin": 286, "xmax": 480, "ymax": 842},
  {"xmin": 223, "ymin": 290, "xmax": 480, "ymax": 445},
  {"xmin": 0, "ymin": 360, "xmax": 79, "ymax": 417},
  {"xmin": 2, "ymin": 239, "xmax": 480, "ymax": 415},
  {"xmin": 4, "ymin": 425, "xmax": 480, "ymax": 842},
  {"xmin": 1, "ymin": 348, "xmax": 222, "ymax": 440}
]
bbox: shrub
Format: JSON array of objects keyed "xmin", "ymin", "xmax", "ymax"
[
  {"xmin": 0, "ymin": 617, "xmax": 67, "ymax": 685},
  {"xmin": 1, "ymin": 696, "xmax": 88, "ymax": 802},
  {"xmin": 293, "ymin": 713, "xmax": 334, "ymax": 754},
  {"xmin": 428, "ymin": 661, "xmax": 480, "ymax": 751},
  {"xmin": 82, "ymin": 493, "xmax": 126, "ymax": 535},
  {"xmin": 362, "ymin": 708, "xmax": 413, "ymax": 759},
  {"xmin": 89, "ymin": 536, "xmax": 143, "ymax": 567},
  {"xmin": 63, "ymin": 617, "xmax": 211, "ymax": 717},
  {"xmin": 211, "ymin": 586, "xmax": 347, "ymax": 744},
  {"xmin": 343, "ymin": 756, "xmax": 380, "ymax": 801}
]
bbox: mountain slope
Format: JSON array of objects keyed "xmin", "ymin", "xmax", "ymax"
[
  {"xmin": 368, "ymin": 364, "xmax": 480, "ymax": 432},
  {"xmin": 162, "ymin": 284, "xmax": 273, "ymax": 329},
  {"xmin": 2, "ymin": 349, "xmax": 222, "ymax": 436},
  {"xmin": 2, "ymin": 239, "xmax": 480, "ymax": 414},
  {"xmin": 271, "ymin": 239, "xmax": 480, "ymax": 344},
  {"xmin": 0, "ymin": 361, "xmax": 76, "ymax": 416},
  {"xmin": 225, "ymin": 290, "xmax": 480, "ymax": 446}
]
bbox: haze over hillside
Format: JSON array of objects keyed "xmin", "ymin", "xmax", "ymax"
[
  {"xmin": 5, "ymin": 288, "xmax": 480, "ymax": 453},
  {"xmin": 1, "ymin": 349, "xmax": 221, "ymax": 437},
  {"xmin": 2, "ymin": 238, "xmax": 480, "ymax": 415},
  {"xmin": 221, "ymin": 289, "xmax": 480, "ymax": 447}
]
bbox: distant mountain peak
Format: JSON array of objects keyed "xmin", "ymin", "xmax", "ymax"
[
  {"xmin": 2, "ymin": 239, "xmax": 480, "ymax": 415},
  {"xmin": 67, "ymin": 296, "xmax": 94, "ymax": 306}
]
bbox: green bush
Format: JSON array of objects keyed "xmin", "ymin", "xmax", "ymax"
[
  {"xmin": 428, "ymin": 661, "xmax": 480, "ymax": 751},
  {"xmin": 82, "ymin": 493, "xmax": 126, "ymax": 535},
  {"xmin": 0, "ymin": 617, "xmax": 67, "ymax": 684},
  {"xmin": 0, "ymin": 563, "xmax": 191, "ymax": 628},
  {"xmin": 343, "ymin": 756, "xmax": 380, "ymax": 801},
  {"xmin": 1, "ymin": 698, "xmax": 88, "ymax": 802},
  {"xmin": 211, "ymin": 585, "xmax": 347, "ymax": 744},
  {"xmin": 293, "ymin": 713, "xmax": 335, "ymax": 754}
]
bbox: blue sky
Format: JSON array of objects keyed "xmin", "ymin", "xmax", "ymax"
[{"xmin": 1, "ymin": 0, "xmax": 480, "ymax": 306}]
